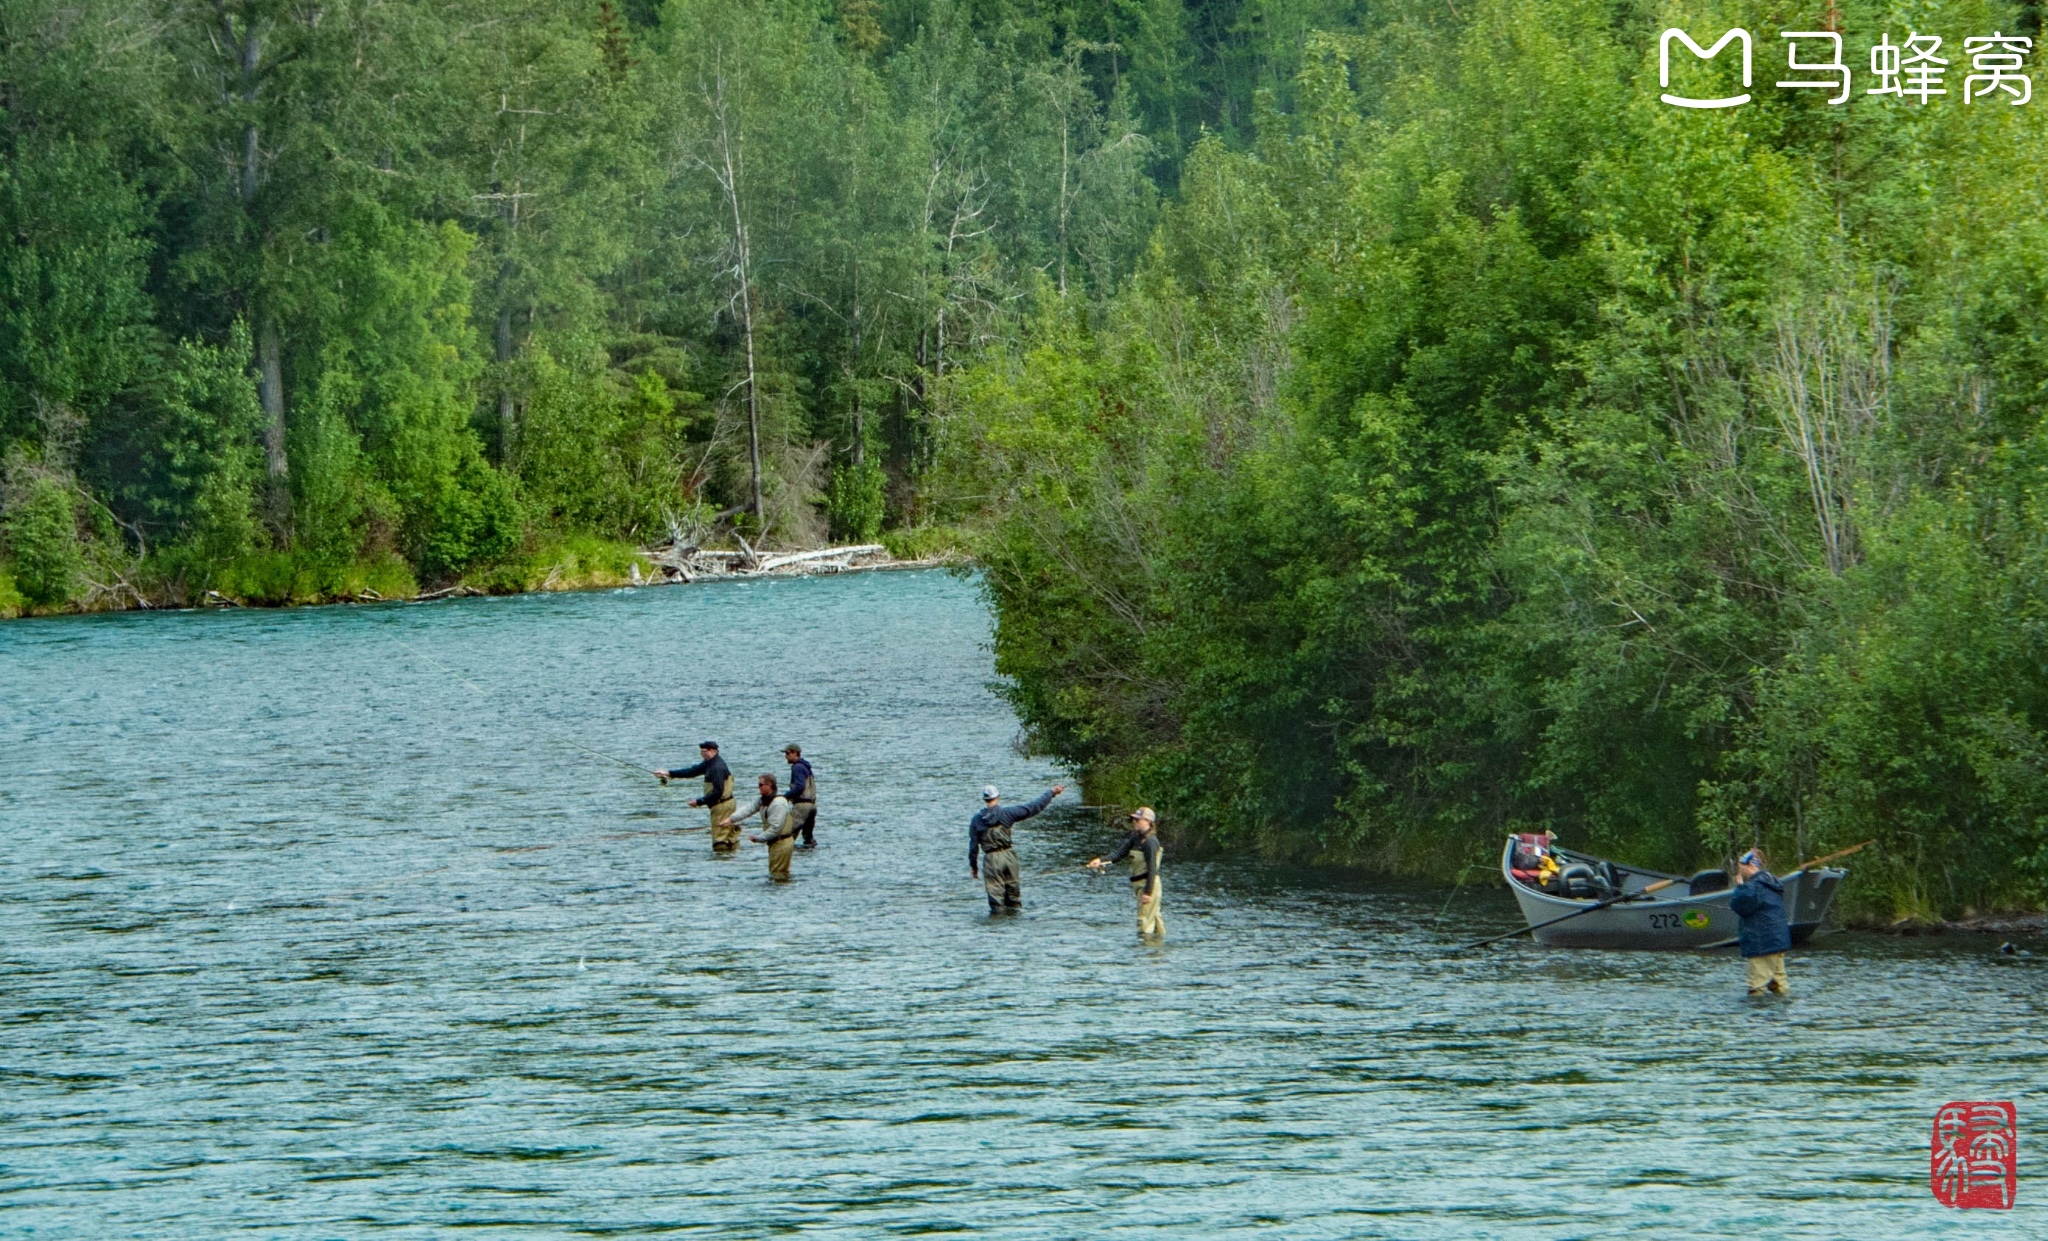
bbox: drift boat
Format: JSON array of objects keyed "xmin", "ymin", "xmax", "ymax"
[{"xmin": 1499, "ymin": 835, "xmax": 1848, "ymax": 950}]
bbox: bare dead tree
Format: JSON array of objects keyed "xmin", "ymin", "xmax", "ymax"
[
  {"xmin": 476, "ymin": 91, "xmax": 551, "ymax": 459},
  {"xmin": 689, "ymin": 47, "xmax": 764, "ymax": 524},
  {"xmin": 1762, "ymin": 286, "xmax": 1892, "ymax": 576}
]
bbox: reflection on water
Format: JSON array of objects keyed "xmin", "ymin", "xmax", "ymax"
[{"xmin": 1, "ymin": 571, "xmax": 2043, "ymax": 1238}]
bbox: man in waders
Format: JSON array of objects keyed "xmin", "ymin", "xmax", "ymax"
[
  {"xmin": 1729, "ymin": 847, "xmax": 1792, "ymax": 996},
  {"xmin": 721, "ymin": 773, "xmax": 798, "ymax": 881},
  {"xmin": 785, "ymin": 745, "xmax": 817, "ymax": 849},
  {"xmin": 968, "ymin": 783, "xmax": 1065, "ymax": 912},
  {"xmin": 1088, "ymin": 806, "xmax": 1165, "ymax": 939},
  {"xmin": 654, "ymin": 741, "xmax": 737, "ymax": 852}
]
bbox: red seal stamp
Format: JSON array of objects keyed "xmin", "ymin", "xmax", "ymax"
[{"xmin": 1931, "ymin": 1101, "xmax": 2017, "ymax": 1209}]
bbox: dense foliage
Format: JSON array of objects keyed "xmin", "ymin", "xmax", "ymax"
[
  {"xmin": 9, "ymin": 0, "xmax": 2047, "ymax": 915},
  {"xmin": 947, "ymin": 0, "xmax": 2048, "ymax": 917},
  {"xmin": 4, "ymin": 0, "xmax": 1335, "ymax": 607}
]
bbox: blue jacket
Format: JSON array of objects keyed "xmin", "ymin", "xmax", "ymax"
[
  {"xmin": 967, "ymin": 789, "xmax": 1057, "ymax": 868},
  {"xmin": 1727, "ymin": 870, "xmax": 1792, "ymax": 957}
]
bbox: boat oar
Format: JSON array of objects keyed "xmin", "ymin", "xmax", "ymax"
[{"xmin": 1452, "ymin": 877, "xmax": 1684, "ymax": 952}]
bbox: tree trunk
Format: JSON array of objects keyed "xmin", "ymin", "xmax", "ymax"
[
  {"xmin": 496, "ymin": 294, "xmax": 515, "ymax": 459},
  {"xmin": 258, "ymin": 316, "xmax": 288, "ymax": 533},
  {"xmin": 708, "ymin": 62, "xmax": 764, "ymax": 524},
  {"xmin": 740, "ymin": 281, "xmax": 764, "ymax": 524},
  {"xmin": 1057, "ymin": 117, "xmax": 1069, "ymax": 296},
  {"xmin": 237, "ymin": 25, "xmax": 262, "ymax": 199},
  {"xmin": 241, "ymin": 124, "xmax": 261, "ymax": 203}
]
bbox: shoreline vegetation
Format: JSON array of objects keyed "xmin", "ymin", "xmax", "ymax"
[
  {"xmin": 0, "ymin": 528, "xmax": 964, "ymax": 616},
  {"xmin": 9, "ymin": 1, "xmax": 2048, "ymax": 925}
]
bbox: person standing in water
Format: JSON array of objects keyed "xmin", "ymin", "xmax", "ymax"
[
  {"xmin": 1088, "ymin": 806, "xmax": 1165, "ymax": 939},
  {"xmin": 1729, "ymin": 847, "xmax": 1792, "ymax": 995},
  {"xmin": 654, "ymin": 741, "xmax": 737, "ymax": 852},
  {"xmin": 721, "ymin": 773, "xmax": 799, "ymax": 881},
  {"xmin": 968, "ymin": 783, "xmax": 1065, "ymax": 913},
  {"xmin": 785, "ymin": 745, "xmax": 817, "ymax": 849}
]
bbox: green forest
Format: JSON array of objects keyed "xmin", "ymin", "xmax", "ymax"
[{"xmin": 8, "ymin": 0, "xmax": 2048, "ymax": 917}]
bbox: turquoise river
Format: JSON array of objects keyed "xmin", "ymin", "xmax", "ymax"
[{"xmin": 1, "ymin": 569, "xmax": 2041, "ymax": 1237}]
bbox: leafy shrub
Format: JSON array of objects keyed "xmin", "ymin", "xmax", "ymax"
[
  {"xmin": 827, "ymin": 458, "xmax": 886, "ymax": 542},
  {"xmin": 417, "ymin": 453, "xmax": 522, "ymax": 579},
  {"xmin": 468, "ymin": 534, "xmax": 642, "ymax": 594},
  {"xmin": 3, "ymin": 474, "xmax": 86, "ymax": 608},
  {"xmin": 881, "ymin": 523, "xmax": 965, "ymax": 561}
]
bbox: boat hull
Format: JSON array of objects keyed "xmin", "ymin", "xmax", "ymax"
[{"xmin": 1501, "ymin": 840, "xmax": 1846, "ymax": 950}]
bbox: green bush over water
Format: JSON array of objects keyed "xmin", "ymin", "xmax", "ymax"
[{"xmin": 937, "ymin": 1, "xmax": 2048, "ymax": 918}]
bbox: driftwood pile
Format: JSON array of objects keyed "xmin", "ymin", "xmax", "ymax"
[{"xmin": 638, "ymin": 537, "xmax": 892, "ymax": 585}]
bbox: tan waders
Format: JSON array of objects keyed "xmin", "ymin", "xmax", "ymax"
[
  {"xmin": 708, "ymin": 798, "xmax": 739, "ymax": 851},
  {"xmin": 768, "ymin": 834, "xmax": 795, "ymax": 881},
  {"xmin": 1745, "ymin": 953, "xmax": 1789, "ymax": 995},
  {"xmin": 1135, "ymin": 874, "xmax": 1165, "ymax": 937},
  {"xmin": 983, "ymin": 847, "xmax": 1022, "ymax": 909},
  {"xmin": 1130, "ymin": 851, "xmax": 1165, "ymax": 939},
  {"xmin": 790, "ymin": 800, "xmax": 817, "ymax": 848}
]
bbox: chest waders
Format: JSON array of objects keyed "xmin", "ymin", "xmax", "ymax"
[
  {"xmin": 790, "ymin": 767, "xmax": 818, "ymax": 847},
  {"xmin": 762, "ymin": 798, "xmax": 796, "ymax": 881},
  {"xmin": 980, "ymin": 815, "xmax": 1022, "ymax": 911},
  {"xmin": 1130, "ymin": 839, "xmax": 1165, "ymax": 938},
  {"xmin": 707, "ymin": 773, "xmax": 739, "ymax": 852}
]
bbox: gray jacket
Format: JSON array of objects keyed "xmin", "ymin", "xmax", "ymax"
[{"xmin": 731, "ymin": 793, "xmax": 795, "ymax": 842}]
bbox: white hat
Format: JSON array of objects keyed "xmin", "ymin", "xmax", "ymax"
[{"xmin": 982, "ymin": 785, "xmax": 999, "ymax": 801}]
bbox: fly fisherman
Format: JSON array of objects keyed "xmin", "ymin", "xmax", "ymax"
[
  {"xmin": 721, "ymin": 774, "xmax": 798, "ymax": 881},
  {"xmin": 654, "ymin": 741, "xmax": 737, "ymax": 853},
  {"xmin": 1088, "ymin": 806, "xmax": 1165, "ymax": 939},
  {"xmin": 785, "ymin": 744, "xmax": 818, "ymax": 849},
  {"xmin": 968, "ymin": 783, "xmax": 1066, "ymax": 913},
  {"xmin": 1729, "ymin": 847, "xmax": 1792, "ymax": 996}
]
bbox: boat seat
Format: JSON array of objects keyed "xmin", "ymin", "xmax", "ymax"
[
  {"xmin": 1688, "ymin": 868, "xmax": 1730, "ymax": 895},
  {"xmin": 1558, "ymin": 863, "xmax": 1615, "ymax": 899}
]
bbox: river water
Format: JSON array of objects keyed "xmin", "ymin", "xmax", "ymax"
[{"xmin": 1, "ymin": 570, "xmax": 2041, "ymax": 1238}]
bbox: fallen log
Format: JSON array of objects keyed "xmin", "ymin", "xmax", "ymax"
[
  {"xmin": 757, "ymin": 544, "xmax": 887, "ymax": 572},
  {"xmin": 416, "ymin": 584, "xmax": 485, "ymax": 601}
]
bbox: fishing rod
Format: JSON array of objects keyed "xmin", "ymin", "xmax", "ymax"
[
  {"xmin": 407, "ymin": 643, "xmax": 654, "ymax": 779},
  {"xmin": 1788, "ymin": 839, "xmax": 1875, "ymax": 874}
]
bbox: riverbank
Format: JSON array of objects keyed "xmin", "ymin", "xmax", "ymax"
[{"xmin": 0, "ymin": 526, "xmax": 968, "ymax": 618}]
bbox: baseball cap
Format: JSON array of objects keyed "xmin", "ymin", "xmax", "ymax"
[{"xmin": 982, "ymin": 785, "xmax": 999, "ymax": 801}]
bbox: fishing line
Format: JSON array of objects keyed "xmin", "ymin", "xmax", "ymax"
[
  {"xmin": 405, "ymin": 638, "xmax": 653, "ymax": 779},
  {"xmin": 1431, "ymin": 862, "xmax": 1476, "ymax": 932}
]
